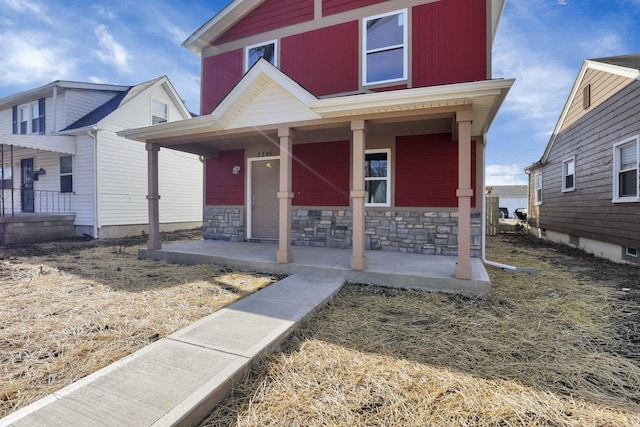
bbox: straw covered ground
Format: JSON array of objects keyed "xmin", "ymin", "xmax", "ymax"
[
  {"xmin": 0, "ymin": 229, "xmax": 276, "ymax": 418},
  {"xmin": 201, "ymin": 234, "xmax": 640, "ymax": 426}
]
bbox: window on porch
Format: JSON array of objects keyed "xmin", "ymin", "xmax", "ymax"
[
  {"xmin": 60, "ymin": 156, "xmax": 73, "ymax": 193},
  {"xmin": 365, "ymin": 149, "xmax": 390, "ymax": 207}
]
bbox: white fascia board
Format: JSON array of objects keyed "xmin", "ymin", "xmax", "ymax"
[
  {"xmin": 117, "ymin": 115, "xmax": 216, "ymax": 142},
  {"xmin": 182, "ymin": 0, "xmax": 262, "ymax": 55},
  {"xmin": 310, "ymin": 79, "xmax": 514, "ymax": 117},
  {"xmin": 585, "ymin": 59, "xmax": 640, "ymax": 79}
]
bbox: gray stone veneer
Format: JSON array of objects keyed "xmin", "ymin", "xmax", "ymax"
[
  {"xmin": 203, "ymin": 206, "xmax": 245, "ymax": 241},
  {"xmin": 204, "ymin": 206, "xmax": 481, "ymax": 256}
]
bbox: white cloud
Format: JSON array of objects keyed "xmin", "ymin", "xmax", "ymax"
[
  {"xmin": 486, "ymin": 164, "xmax": 529, "ymax": 186},
  {"xmin": 0, "ymin": 32, "xmax": 74, "ymax": 85},
  {"xmin": 579, "ymin": 33, "xmax": 624, "ymax": 59},
  {"xmin": 94, "ymin": 24, "xmax": 132, "ymax": 74},
  {"xmin": 1, "ymin": 0, "xmax": 50, "ymax": 23},
  {"xmin": 557, "ymin": 0, "xmax": 568, "ymax": 5}
]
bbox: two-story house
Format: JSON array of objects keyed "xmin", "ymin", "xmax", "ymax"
[
  {"xmin": 0, "ymin": 77, "xmax": 203, "ymax": 244},
  {"xmin": 121, "ymin": 0, "xmax": 514, "ymax": 281},
  {"xmin": 526, "ymin": 54, "xmax": 640, "ymax": 265}
]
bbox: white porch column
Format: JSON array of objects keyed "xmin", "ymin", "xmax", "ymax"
[
  {"xmin": 455, "ymin": 109, "xmax": 473, "ymax": 280},
  {"xmin": 277, "ymin": 127, "xmax": 294, "ymax": 263},
  {"xmin": 351, "ymin": 120, "xmax": 367, "ymax": 271},
  {"xmin": 146, "ymin": 143, "xmax": 161, "ymax": 250}
]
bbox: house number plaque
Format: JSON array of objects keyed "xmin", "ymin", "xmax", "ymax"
[{"xmin": 257, "ymin": 151, "xmax": 272, "ymax": 157}]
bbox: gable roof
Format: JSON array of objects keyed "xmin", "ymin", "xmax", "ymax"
[
  {"xmin": 0, "ymin": 81, "xmax": 130, "ymax": 110},
  {"xmin": 183, "ymin": 0, "xmax": 507, "ymax": 54},
  {"xmin": 531, "ymin": 53, "xmax": 640, "ymax": 168},
  {"xmin": 119, "ymin": 59, "xmax": 513, "ymax": 152},
  {"xmin": 62, "ymin": 76, "xmax": 191, "ymax": 132}
]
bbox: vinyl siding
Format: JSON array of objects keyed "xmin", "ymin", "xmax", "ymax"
[
  {"xmin": 64, "ymin": 89, "xmax": 121, "ymax": 128},
  {"xmin": 535, "ymin": 79, "xmax": 640, "ymax": 248},
  {"xmin": 395, "ymin": 133, "xmax": 477, "ymax": 208},
  {"xmin": 560, "ymin": 69, "xmax": 634, "ymax": 133},
  {"xmin": 412, "ymin": 0, "xmax": 488, "ymax": 87},
  {"xmin": 205, "ymin": 149, "xmax": 245, "ymax": 206},
  {"xmin": 322, "ymin": 0, "xmax": 388, "ymax": 16},
  {"xmin": 280, "ymin": 21, "xmax": 359, "ymax": 96},
  {"xmin": 215, "ymin": 0, "xmax": 314, "ymax": 44},
  {"xmin": 95, "ymin": 82, "xmax": 202, "ymax": 227},
  {"xmin": 292, "ymin": 141, "xmax": 350, "ymax": 206},
  {"xmin": 73, "ymin": 134, "xmax": 96, "ymax": 226},
  {"xmin": 0, "ymin": 107, "xmax": 11, "ymax": 134}
]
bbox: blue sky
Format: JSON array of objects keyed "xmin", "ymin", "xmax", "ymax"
[{"xmin": 1, "ymin": 0, "xmax": 639, "ymax": 185}]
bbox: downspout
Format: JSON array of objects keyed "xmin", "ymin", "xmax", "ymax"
[
  {"xmin": 481, "ymin": 136, "xmax": 538, "ymax": 273},
  {"xmin": 87, "ymin": 126, "xmax": 99, "ymax": 239}
]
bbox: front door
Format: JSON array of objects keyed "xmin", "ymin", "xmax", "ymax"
[
  {"xmin": 21, "ymin": 158, "xmax": 34, "ymax": 213},
  {"xmin": 251, "ymin": 159, "xmax": 279, "ymax": 239}
]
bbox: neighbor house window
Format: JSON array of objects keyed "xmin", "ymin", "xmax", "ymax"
[
  {"xmin": 152, "ymin": 100, "xmax": 168, "ymax": 124},
  {"xmin": 16, "ymin": 99, "xmax": 45, "ymax": 134},
  {"xmin": 60, "ymin": 156, "xmax": 73, "ymax": 193},
  {"xmin": 626, "ymin": 247, "xmax": 638, "ymax": 257},
  {"xmin": 562, "ymin": 156, "xmax": 575, "ymax": 192},
  {"xmin": 613, "ymin": 136, "xmax": 639, "ymax": 202},
  {"xmin": 362, "ymin": 9, "xmax": 407, "ymax": 86},
  {"xmin": 534, "ymin": 172, "xmax": 542, "ymax": 205},
  {"xmin": 365, "ymin": 149, "xmax": 391, "ymax": 206},
  {"xmin": 245, "ymin": 40, "xmax": 277, "ymax": 72}
]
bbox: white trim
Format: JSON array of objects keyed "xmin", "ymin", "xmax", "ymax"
[
  {"xmin": 244, "ymin": 39, "xmax": 278, "ymax": 73},
  {"xmin": 534, "ymin": 172, "xmax": 542, "ymax": 205},
  {"xmin": 626, "ymin": 246, "xmax": 638, "ymax": 257},
  {"xmin": 362, "ymin": 9, "xmax": 408, "ymax": 87},
  {"xmin": 561, "ymin": 155, "xmax": 575, "ymax": 192},
  {"xmin": 612, "ymin": 135, "xmax": 640, "ymax": 203},
  {"xmin": 365, "ymin": 148, "xmax": 391, "ymax": 207},
  {"xmin": 246, "ymin": 155, "xmax": 280, "ymax": 240}
]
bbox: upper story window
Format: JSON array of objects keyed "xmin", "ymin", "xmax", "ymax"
[
  {"xmin": 13, "ymin": 98, "xmax": 45, "ymax": 135},
  {"xmin": 362, "ymin": 9, "xmax": 408, "ymax": 86},
  {"xmin": 562, "ymin": 156, "xmax": 575, "ymax": 192},
  {"xmin": 245, "ymin": 40, "xmax": 277, "ymax": 72},
  {"xmin": 152, "ymin": 100, "xmax": 168, "ymax": 124},
  {"xmin": 534, "ymin": 172, "xmax": 542, "ymax": 205},
  {"xmin": 365, "ymin": 149, "xmax": 391, "ymax": 207},
  {"xmin": 613, "ymin": 136, "xmax": 639, "ymax": 202}
]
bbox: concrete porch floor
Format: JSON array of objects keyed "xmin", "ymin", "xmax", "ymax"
[{"xmin": 139, "ymin": 239, "xmax": 491, "ymax": 296}]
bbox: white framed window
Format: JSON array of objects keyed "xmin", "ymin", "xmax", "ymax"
[
  {"xmin": 626, "ymin": 247, "xmax": 638, "ymax": 257},
  {"xmin": 562, "ymin": 156, "xmax": 575, "ymax": 192},
  {"xmin": 245, "ymin": 40, "xmax": 277, "ymax": 72},
  {"xmin": 60, "ymin": 155, "xmax": 73, "ymax": 193},
  {"xmin": 534, "ymin": 172, "xmax": 542, "ymax": 205},
  {"xmin": 613, "ymin": 136, "xmax": 639, "ymax": 203},
  {"xmin": 152, "ymin": 99, "xmax": 168, "ymax": 125},
  {"xmin": 365, "ymin": 149, "xmax": 391, "ymax": 207},
  {"xmin": 362, "ymin": 9, "xmax": 408, "ymax": 86},
  {"xmin": 18, "ymin": 102, "xmax": 41, "ymax": 134}
]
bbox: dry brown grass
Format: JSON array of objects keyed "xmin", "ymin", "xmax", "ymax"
[
  {"xmin": 0, "ymin": 231, "xmax": 275, "ymax": 418},
  {"xmin": 201, "ymin": 234, "xmax": 640, "ymax": 426}
]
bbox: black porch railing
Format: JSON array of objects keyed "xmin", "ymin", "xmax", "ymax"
[{"xmin": 0, "ymin": 189, "xmax": 74, "ymax": 217}]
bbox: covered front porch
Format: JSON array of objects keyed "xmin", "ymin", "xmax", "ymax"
[{"xmin": 139, "ymin": 238, "xmax": 490, "ymax": 295}]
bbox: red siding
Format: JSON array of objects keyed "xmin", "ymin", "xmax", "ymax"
[
  {"xmin": 206, "ymin": 149, "xmax": 245, "ymax": 205},
  {"xmin": 412, "ymin": 0, "xmax": 488, "ymax": 87},
  {"xmin": 395, "ymin": 134, "xmax": 477, "ymax": 208},
  {"xmin": 292, "ymin": 141, "xmax": 350, "ymax": 206},
  {"xmin": 215, "ymin": 0, "xmax": 314, "ymax": 45},
  {"xmin": 281, "ymin": 22, "xmax": 359, "ymax": 96},
  {"xmin": 201, "ymin": 49, "xmax": 243, "ymax": 114},
  {"xmin": 322, "ymin": 0, "xmax": 389, "ymax": 16}
]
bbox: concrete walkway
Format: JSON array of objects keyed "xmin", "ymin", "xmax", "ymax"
[
  {"xmin": 1, "ymin": 241, "xmax": 490, "ymax": 426},
  {"xmin": 0, "ymin": 274, "xmax": 346, "ymax": 427}
]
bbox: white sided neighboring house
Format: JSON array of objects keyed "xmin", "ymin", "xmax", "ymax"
[{"xmin": 0, "ymin": 77, "xmax": 203, "ymax": 244}]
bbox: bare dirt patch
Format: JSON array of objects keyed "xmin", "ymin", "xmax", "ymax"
[
  {"xmin": 0, "ymin": 230, "xmax": 276, "ymax": 418},
  {"xmin": 201, "ymin": 234, "xmax": 640, "ymax": 426}
]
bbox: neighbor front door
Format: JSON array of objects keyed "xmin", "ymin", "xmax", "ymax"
[
  {"xmin": 21, "ymin": 158, "xmax": 34, "ymax": 213},
  {"xmin": 251, "ymin": 159, "xmax": 279, "ymax": 240}
]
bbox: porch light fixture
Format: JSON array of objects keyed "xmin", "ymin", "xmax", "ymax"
[
  {"xmin": 38, "ymin": 168, "xmax": 46, "ymax": 175},
  {"xmin": 232, "ymin": 165, "xmax": 241, "ymax": 175}
]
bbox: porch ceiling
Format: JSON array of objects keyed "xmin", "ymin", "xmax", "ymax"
[{"xmin": 0, "ymin": 134, "xmax": 76, "ymax": 154}]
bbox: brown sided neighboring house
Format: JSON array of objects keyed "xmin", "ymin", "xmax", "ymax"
[{"xmin": 526, "ymin": 54, "xmax": 640, "ymax": 265}]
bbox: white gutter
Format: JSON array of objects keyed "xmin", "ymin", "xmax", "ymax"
[
  {"xmin": 87, "ymin": 126, "xmax": 100, "ymax": 239},
  {"xmin": 481, "ymin": 137, "xmax": 538, "ymax": 273}
]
